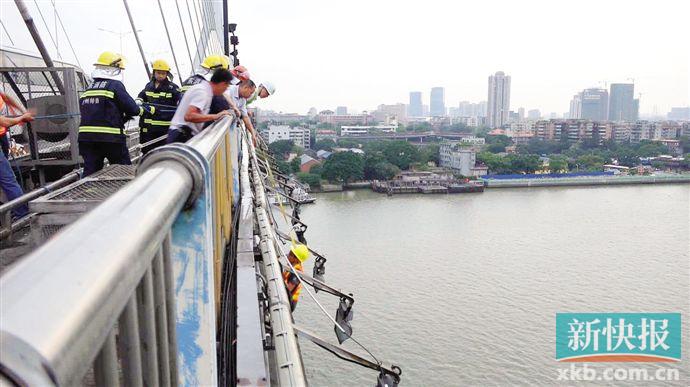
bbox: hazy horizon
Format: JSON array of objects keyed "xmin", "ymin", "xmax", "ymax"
[{"xmin": 1, "ymin": 0, "xmax": 689, "ymax": 116}]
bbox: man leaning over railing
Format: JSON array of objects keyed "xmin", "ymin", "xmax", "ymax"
[{"xmin": 167, "ymin": 69, "xmax": 234, "ymax": 144}]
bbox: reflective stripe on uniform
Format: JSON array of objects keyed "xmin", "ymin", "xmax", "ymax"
[
  {"xmin": 145, "ymin": 91, "xmax": 173, "ymax": 99},
  {"xmin": 180, "ymin": 85, "xmax": 192, "ymax": 92},
  {"xmin": 143, "ymin": 118, "xmax": 171, "ymax": 126},
  {"xmin": 81, "ymin": 90, "xmax": 115, "ymax": 98},
  {"xmin": 78, "ymin": 126, "xmax": 122, "ymax": 134}
]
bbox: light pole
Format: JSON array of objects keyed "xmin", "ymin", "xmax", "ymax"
[{"xmin": 97, "ymin": 28, "xmax": 142, "ymax": 81}]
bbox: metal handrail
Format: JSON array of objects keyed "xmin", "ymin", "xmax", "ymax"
[{"xmin": 0, "ymin": 116, "xmax": 240, "ymax": 386}]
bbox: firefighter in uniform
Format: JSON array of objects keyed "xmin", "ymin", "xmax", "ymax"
[
  {"xmin": 136, "ymin": 59, "xmax": 180, "ymax": 153},
  {"xmin": 78, "ymin": 51, "xmax": 153, "ymax": 176},
  {"xmin": 282, "ymin": 244, "xmax": 310, "ymax": 311}
]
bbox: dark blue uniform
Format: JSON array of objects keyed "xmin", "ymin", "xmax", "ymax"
[
  {"xmin": 137, "ymin": 79, "xmax": 180, "ymax": 153},
  {"xmin": 179, "ymin": 74, "xmax": 206, "ymax": 94},
  {"xmin": 78, "ymin": 78, "xmax": 147, "ymax": 176}
]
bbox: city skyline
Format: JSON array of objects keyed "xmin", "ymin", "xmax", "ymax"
[{"xmin": 2, "ymin": 1, "xmax": 686, "ymax": 117}]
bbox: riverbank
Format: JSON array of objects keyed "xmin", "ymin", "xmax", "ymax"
[{"xmin": 481, "ymin": 174, "xmax": 690, "ymax": 188}]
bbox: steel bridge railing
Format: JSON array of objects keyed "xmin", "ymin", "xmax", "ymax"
[{"xmin": 0, "ymin": 115, "xmax": 243, "ymax": 386}]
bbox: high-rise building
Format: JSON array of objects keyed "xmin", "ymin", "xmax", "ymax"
[
  {"xmin": 667, "ymin": 107, "xmax": 690, "ymax": 120},
  {"xmin": 430, "ymin": 87, "xmax": 446, "ymax": 117},
  {"xmin": 408, "ymin": 91, "xmax": 423, "ymax": 117},
  {"xmin": 487, "ymin": 71, "xmax": 511, "ymax": 128},
  {"xmin": 518, "ymin": 107, "xmax": 525, "ymax": 121},
  {"xmin": 336, "ymin": 106, "xmax": 348, "ymax": 115},
  {"xmin": 528, "ymin": 109, "xmax": 541, "ymax": 120},
  {"xmin": 581, "ymin": 88, "xmax": 609, "ymax": 121},
  {"xmin": 609, "ymin": 83, "xmax": 637, "ymax": 121},
  {"xmin": 569, "ymin": 94, "xmax": 582, "ymax": 119}
]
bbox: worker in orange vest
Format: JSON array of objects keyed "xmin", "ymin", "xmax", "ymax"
[{"xmin": 282, "ymin": 244, "xmax": 310, "ymax": 311}]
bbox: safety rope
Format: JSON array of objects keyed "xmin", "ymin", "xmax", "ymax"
[{"xmin": 240, "ymin": 123, "xmax": 383, "ymax": 369}]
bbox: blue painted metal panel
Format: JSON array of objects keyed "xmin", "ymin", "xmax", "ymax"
[{"xmin": 169, "ymin": 156, "xmax": 218, "ymax": 386}]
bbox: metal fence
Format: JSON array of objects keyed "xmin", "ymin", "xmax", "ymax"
[
  {"xmin": 0, "ymin": 115, "xmax": 242, "ymax": 386},
  {"xmin": 0, "ymin": 67, "xmax": 87, "ymax": 166}
]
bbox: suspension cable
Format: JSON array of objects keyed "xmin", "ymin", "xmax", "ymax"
[
  {"xmin": 49, "ymin": 0, "xmax": 82, "ymax": 69},
  {"xmin": 173, "ymin": 0, "xmax": 194, "ymax": 74},
  {"xmin": 122, "ymin": 0, "xmax": 151, "ymax": 79},
  {"xmin": 192, "ymin": 0, "xmax": 208, "ymax": 57},
  {"xmin": 31, "ymin": 0, "xmax": 61, "ymax": 59},
  {"xmin": 200, "ymin": 0, "xmax": 218, "ymax": 53},
  {"xmin": 184, "ymin": 0, "xmax": 202, "ymax": 66},
  {"xmin": 156, "ymin": 0, "xmax": 183, "ymax": 84},
  {"xmin": 0, "ymin": 19, "xmax": 15, "ymax": 46}
]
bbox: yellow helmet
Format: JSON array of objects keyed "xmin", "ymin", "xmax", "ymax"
[
  {"xmin": 290, "ymin": 244, "xmax": 310, "ymax": 263},
  {"xmin": 201, "ymin": 55, "xmax": 229, "ymax": 70},
  {"xmin": 94, "ymin": 51, "xmax": 126, "ymax": 69},
  {"xmin": 152, "ymin": 59, "xmax": 171, "ymax": 72}
]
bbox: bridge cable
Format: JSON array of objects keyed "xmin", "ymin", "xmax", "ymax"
[
  {"xmin": 122, "ymin": 0, "xmax": 151, "ymax": 79},
  {"xmin": 31, "ymin": 0, "xmax": 61, "ymax": 59},
  {"xmin": 156, "ymin": 0, "xmax": 183, "ymax": 83},
  {"xmin": 199, "ymin": 0, "xmax": 216, "ymax": 53},
  {"xmin": 49, "ymin": 0, "xmax": 82, "ymax": 68},
  {"xmin": 173, "ymin": 0, "xmax": 194, "ymax": 74},
  {"xmin": 184, "ymin": 0, "xmax": 202, "ymax": 66},
  {"xmin": 242, "ymin": 124, "xmax": 383, "ymax": 369},
  {"xmin": 0, "ymin": 19, "xmax": 15, "ymax": 46},
  {"xmin": 191, "ymin": 0, "xmax": 208, "ymax": 57}
]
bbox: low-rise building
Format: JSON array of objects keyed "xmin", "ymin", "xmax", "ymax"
[
  {"xmin": 439, "ymin": 142, "xmax": 487, "ymax": 177},
  {"xmin": 299, "ymin": 154, "xmax": 320, "ymax": 173},
  {"xmin": 340, "ymin": 125, "xmax": 397, "ymax": 136},
  {"xmin": 265, "ymin": 125, "xmax": 311, "ymax": 149}
]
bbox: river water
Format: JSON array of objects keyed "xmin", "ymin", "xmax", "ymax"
[{"xmin": 288, "ymin": 184, "xmax": 690, "ymax": 386}]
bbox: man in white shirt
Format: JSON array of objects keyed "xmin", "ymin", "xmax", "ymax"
[
  {"xmin": 167, "ymin": 68, "xmax": 234, "ymax": 143},
  {"xmin": 225, "ymin": 79, "xmax": 257, "ymax": 139}
]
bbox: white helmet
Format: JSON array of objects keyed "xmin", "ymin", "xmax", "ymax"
[{"xmin": 261, "ymin": 81, "xmax": 276, "ymax": 96}]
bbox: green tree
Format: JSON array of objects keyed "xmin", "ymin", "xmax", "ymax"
[
  {"xmin": 296, "ymin": 172, "xmax": 321, "ymax": 188},
  {"xmin": 418, "ymin": 144, "xmax": 440, "ymax": 165},
  {"xmin": 290, "ymin": 157, "xmax": 301, "ymax": 173},
  {"xmin": 309, "ymin": 164, "xmax": 323, "ymax": 176},
  {"xmin": 680, "ymin": 136, "xmax": 690, "ymax": 153},
  {"xmin": 268, "ymin": 140, "xmax": 294, "ymax": 159},
  {"xmin": 364, "ymin": 153, "xmax": 400, "ymax": 180},
  {"xmin": 314, "ymin": 139, "xmax": 336, "ymax": 151},
  {"xmin": 321, "ymin": 152, "xmax": 364, "ymax": 182},
  {"xmin": 276, "ymin": 160, "xmax": 292, "ymax": 175},
  {"xmin": 382, "ymin": 140, "xmax": 419, "ymax": 170},
  {"xmin": 337, "ymin": 138, "xmax": 361, "ymax": 148},
  {"xmin": 548, "ymin": 155, "xmax": 569, "ymax": 173},
  {"xmin": 575, "ymin": 154, "xmax": 605, "ymax": 171}
]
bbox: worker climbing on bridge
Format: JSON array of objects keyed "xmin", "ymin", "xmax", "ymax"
[
  {"xmin": 78, "ymin": 52, "xmax": 154, "ymax": 176},
  {"xmin": 136, "ymin": 59, "xmax": 180, "ymax": 153},
  {"xmin": 247, "ymin": 81, "xmax": 275, "ymax": 105},
  {"xmin": 283, "ymin": 243, "xmax": 310, "ymax": 311}
]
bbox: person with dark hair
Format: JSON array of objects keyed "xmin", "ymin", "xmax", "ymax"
[
  {"xmin": 136, "ymin": 59, "xmax": 180, "ymax": 153},
  {"xmin": 167, "ymin": 68, "xmax": 233, "ymax": 143},
  {"xmin": 224, "ymin": 79, "xmax": 257, "ymax": 140}
]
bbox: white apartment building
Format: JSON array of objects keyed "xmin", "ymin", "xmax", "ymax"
[{"xmin": 265, "ymin": 125, "xmax": 311, "ymax": 149}]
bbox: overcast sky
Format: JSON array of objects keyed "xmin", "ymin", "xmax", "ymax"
[{"xmin": 1, "ymin": 0, "xmax": 689, "ymax": 116}]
